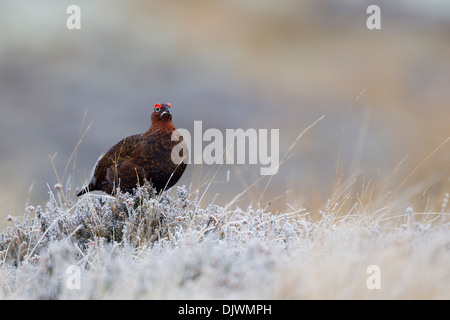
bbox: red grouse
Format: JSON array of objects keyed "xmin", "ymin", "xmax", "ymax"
[{"xmin": 77, "ymin": 103, "xmax": 187, "ymax": 196}]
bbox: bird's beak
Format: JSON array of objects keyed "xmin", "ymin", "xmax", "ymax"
[{"xmin": 160, "ymin": 106, "xmax": 172, "ymax": 118}]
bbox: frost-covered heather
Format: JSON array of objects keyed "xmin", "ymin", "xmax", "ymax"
[{"xmin": 0, "ymin": 183, "xmax": 449, "ymax": 299}]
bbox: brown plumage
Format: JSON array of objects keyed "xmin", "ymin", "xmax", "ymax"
[{"xmin": 77, "ymin": 103, "xmax": 187, "ymax": 196}]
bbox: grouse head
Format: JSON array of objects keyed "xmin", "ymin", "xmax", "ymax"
[
  {"xmin": 148, "ymin": 103, "xmax": 176, "ymax": 134},
  {"xmin": 152, "ymin": 103, "xmax": 172, "ymax": 122}
]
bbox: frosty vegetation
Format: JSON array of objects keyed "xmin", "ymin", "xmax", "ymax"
[{"xmin": 0, "ymin": 182, "xmax": 449, "ymax": 299}]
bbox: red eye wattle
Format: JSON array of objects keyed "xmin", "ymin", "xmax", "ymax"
[
  {"xmin": 167, "ymin": 103, "xmax": 171, "ymax": 108},
  {"xmin": 154, "ymin": 104, "xmax": 162, "ymax": 109}
]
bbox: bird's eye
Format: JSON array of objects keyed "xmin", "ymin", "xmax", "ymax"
[{"xmin": 155, "ymin": 107, "xmax": 161, "ymax": 112}]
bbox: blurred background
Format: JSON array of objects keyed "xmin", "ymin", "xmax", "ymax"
[{"xmin": 1, "ymin": 0, "xmax": 449, "ymax": 225}]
